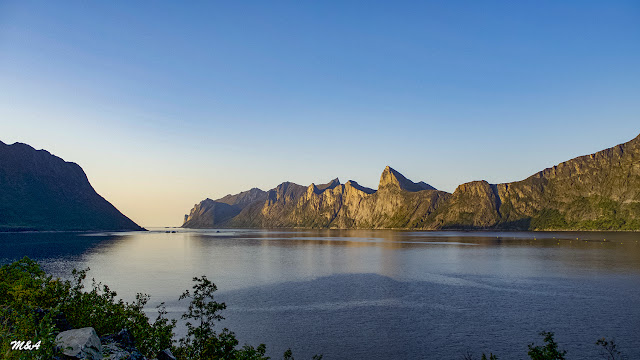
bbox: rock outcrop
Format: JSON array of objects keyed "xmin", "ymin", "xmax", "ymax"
[
  {"xmin": 0, "ymin": 141, "xmax": 144, "ymax": 231},
  {"xmin": 182, "ymin": 134, "xmax": 640, "ymax": 231},
  {"xmin": 424, "ymin": 134, "xmax": 640, "ymax": 230},
  {"xmin": 100, "ymin": 328, "xmax": 144, "ymax": 360},
  {"xmin": 157, "ymin": 348, "xmax": 177, "ymax": 360},
  {"xmin": 182, "ymin": 187, "xmax": 267, "ymax": 228},
  {"xmin": 54, "ymin": 326, "xmax": 171, "ymax": 360},
  {"xmin": 378, "ymin": 166, "xmax": 435, "ymax": 192},
  {"xmin": 55, "ymin": 327, "xmax": 102, "ymax": 360},
  {"xmin": 184, "ymin": 168, "xmax": 448, "ymax": 229}
]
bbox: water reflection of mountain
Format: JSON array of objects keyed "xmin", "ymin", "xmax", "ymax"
[
  {"xmin": 185, "ymin": 229, "xmax": 640, "ymax": 272},
  {"xmin": 0, "ymin": 232, "xmax": 122, "ymax": 264}
]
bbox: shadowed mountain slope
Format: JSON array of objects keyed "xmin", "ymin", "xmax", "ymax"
[
  {"xmin": 183, "ymin": 188, "xmax": 268, "ymax": 228},
  {"xmin": 0, "ymin": 141, "xmax": 143, "ymax": 231}
]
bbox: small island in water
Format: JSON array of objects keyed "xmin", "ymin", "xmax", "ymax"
[{"xmin": 183, "ymin": 133, "xmax": 640, "ymax": 231}]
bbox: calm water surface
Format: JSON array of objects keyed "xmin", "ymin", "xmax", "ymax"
[{"xmin": 1, "ymin": 229, "xmax": 639, "ymax": 359}]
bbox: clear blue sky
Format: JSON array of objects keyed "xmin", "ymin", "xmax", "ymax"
[{"xmin": 1, "ymin": 1, "xmax": 639, "ymax": 226}]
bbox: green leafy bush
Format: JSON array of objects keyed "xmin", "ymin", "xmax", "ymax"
[
  {"xmin": 0, "ymin": 257, "xmax": 319, "ymax": 360},
  {"xmin": 173, "ymin": 275, "xmax": 269, "ymax": 359},
  {"xmin": 0, "ymin": 256, "xmax": 175, "ymax": 358},
  {"xmin": 527, "ymin": 331, "xmax": 567, "ymax": 360}
]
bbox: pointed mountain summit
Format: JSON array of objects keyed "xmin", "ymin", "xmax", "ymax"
[
  {"xmin": 378, "ymin": 166, "xmax": 436, "ymax": 192},
  {"xmin": 345, "ymin": 180, "xmax": 375, "ymax": 194},
  {"xmin": 316, "ymin": 178, "xmax": 340, "ymax": 191},
  {"xmin": 182, "ymin": 133, "xmax": 640, "ymax": 231},
  {"xmin": 308, "ymin": 178, "xmax": 341, "ymax": 195}
]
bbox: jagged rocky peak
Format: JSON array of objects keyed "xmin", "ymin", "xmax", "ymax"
[
  {"xmin": 183, "ymin": 133, "xmax": 640, "ymax": 231},
  {"xmin": 273, "ymin": 181, "xmax": 305, "ymax": 194},
  {"xmin": 345, "ymin": 180, "xmax": 376, "ymax": 194},
  {"xmin": 265, "ymin": 181, "xmax": 307, "ymax": 205},
  {"xmin": 453, "ymin": 180, "xmax": 493, "ymax": 195},
  {"xmin": 216, "ymin": 187, "xmax": 266, "ymax": 207},
  {"xmin": 182, "ymin": 197, "xmax": 241, "ymax": 228},
  {"xmin": 308, "ymin": 178, "xmax": 341, "ymax": 194},
  {"xmin": 378, "ymin": 166, "xmax": 436, "ymax": 192},
  {"xmin": 182, "ymin": 187, "xmax": 272, "ymax": 228},
  {"xmin": 317, "ymin": 178, "xmax": 340, "ymax": 191}
]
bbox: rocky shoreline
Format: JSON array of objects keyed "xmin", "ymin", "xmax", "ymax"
[{"xmin": 54, "ymin": 327, "xmax": 175, "ymax": 360}]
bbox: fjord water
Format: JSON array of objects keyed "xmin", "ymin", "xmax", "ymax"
[{"xmin": 2, "ymin": 230, "xmax": 639, "ymax": 359}]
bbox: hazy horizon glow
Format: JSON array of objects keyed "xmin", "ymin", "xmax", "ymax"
[{"xmin": 1, "ymin": 1, "xmax": 639, "ymax": 226}]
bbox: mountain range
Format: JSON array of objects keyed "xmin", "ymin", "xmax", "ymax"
[
  {"xmin": 183, "ymin": 134, "xmax": 640, "ymax": 231},
  {"xmin": 0, "ymin": 141, "xmax": 143, "ymax": 232}
]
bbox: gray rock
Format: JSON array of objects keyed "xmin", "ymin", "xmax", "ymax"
[
  {"xmin": 101, "ymin": 342, "xmax": 145, "ymax": 360},
  {"xmin": 55, "ymin": 327, "xmax": 102, "ymax": 360},
  {"xmin": 100, "ymin": 328, "xmax": 135, "ymax": 350},
  {"xmin": 157, "ymin": 348, "xmax": 177, "ymax": 360},
  {"xmin": 103, "ymin": 343, "xmax": 131, "ymax": 360}
]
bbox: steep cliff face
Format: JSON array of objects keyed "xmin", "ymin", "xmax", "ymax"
[
  {"xmin": 425, "ymin": 134, "xmax": 640, "ymax": 230},
  {"xmin": 425, "ymin": 181, "xmax": 501, "ymax": 229},
  {"xmin": 494, "ymin": 133, "xmax": 640, "ymax": 230},
  {"xmin": 0, "ymin": 141, "xmax": 143, "ymax": 231},
  {"xmin": 227, "ymin": 181, "xmax": 317, "ymax": 228},
  {"xmin": 182, "ymin": 188, "xmax": 267, "ymax": 228},
  {"xmin": 186, "ymin": 168, "xmax": 448, "ymax": 229},
  {"xmin": 182, "ymin": 134, "xmax": 640, "ymax": 231},
  {"xmin": 378, "ymin": 166, "xmax": 435, "ymax": 191},
  {"xmin": 216, "ymin": 188, "xmax": 267, "ymax": 207},
  {"xmin": 182, "ymin": 199, "xmax": 240, "ymax": 228}
]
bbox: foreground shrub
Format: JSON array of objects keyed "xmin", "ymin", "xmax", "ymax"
[
  {"xmin": 0, "ymin": 257, "xmax": 319, "ymax": 359},
  {"xmin": 596, "ymin": 338, "xmax": 627, "ymax": 360},
  {"xmin": 527, "ymin": 331, "xmax": 567, "ymax": 360},
  {"xmin": 462, "ymin": 332, "xmax": 628, "ymax": 360},
  {"xmin": 173, "ymin": 275, "xmax": 273, "ymax": 360}
]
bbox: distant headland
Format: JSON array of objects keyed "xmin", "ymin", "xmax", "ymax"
[{"xmin": 183, "ymin": 133, "xmax": 640, "ymax": 231}]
